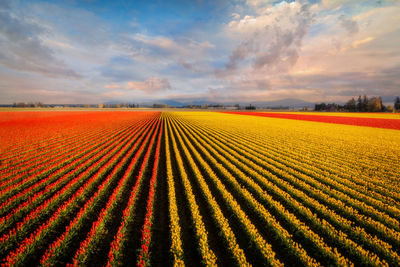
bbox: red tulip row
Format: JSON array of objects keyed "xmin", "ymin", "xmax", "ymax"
[
  {"xmin": 0, "ymin": 111, "xmax": 151, "ymax": 162},
  {"xmin": 106, "ymin": 120, "xmax": 161, "ymax": 267},
  {"xmin": 0, "ymin": 120, "xmax": 144, "ymax": 213},
  {"xmin": 0, "ymin": 113, "xmax": 160, "ymax": 265},
  {"xmin": 221, "ymin": 111, "xmax": 400, "ymax": 130},
  {"xmin": 0, "ymin": 112, "xmax": 158, "ymax": 184},
  {"xmin": 0, "ymin": 117, "xmax": 153, "ymax": 238},
  {"xmin": 137, "ymin": 120, "xmax": 163, "ymax": 267},
  {"xmin": 1, "ymin": 110, "xmax": 397, "ymax": 266},
  {"xmin": 40, "ymin": 118, "xmax": 160, "ymax": 266},
  {"xmin": 0, "ymin": 111, "xmax": 158, "ymax": 178},
  {"xmin": 0, "ymin": 124, "xmax": 116, "ymax": 180}
]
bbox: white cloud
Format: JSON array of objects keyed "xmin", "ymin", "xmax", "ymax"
[
  {"xmin": 130, "ymin": 34, "xmax": 215, "ymax": 69},
  {"xmin": 101, "ymin": 91, "xmax": 126, "ymax": 98},
  {"xmin": 231, "ymin": 13, "xmax": 241, "ymax": 20},
  {"xmin": 104, "ymin": 84, "xmax": 121, "ymax": 89},
  {"xmin": 218, "ymin": 1, "xmax": 314, "ymax": 90},
  {"xmin": 125, "ymin": 77, "xmax": 171, "ymax": 93},
  {"xmin": 352, "ymin": 37, "xmax": 374, "ymax": 48},
  {"xmin": 1, "ymin": 0, "xmax": 400, "ymax": 105},
  {"xmin": 0, "ymin": 4, "xmax": 81, "ymax": 79}
]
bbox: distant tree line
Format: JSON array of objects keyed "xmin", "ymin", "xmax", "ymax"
[
  {"xmin": 101, "ymin": 103, "xmax": 138, "ymax": 108},
  {"xmin": 315, "ymin": 95, "xmax": 400, "ymax": 112},
  {"xmin": 245, "ymin": 104, "xmax": 256, "ymax": 110},
  {"xmin": 12, "ymin": 102, "xmax": 45, "ymax": 107},
  {"xmin": 10, "ymin": 102, "xmax": 141, "ymax": 108},
  {"xmin": 180, "ymin": 104, "xmax": 242, "ymax": 109}
]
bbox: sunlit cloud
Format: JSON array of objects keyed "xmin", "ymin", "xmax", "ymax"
[
  {"xmin": 101, "ymin": 91, "xmax": 126, "ymax": 98},
  {"xmin": 125, "ymin": 78, "xmax": 171, "ymax": 94},
  {"xmin": 0, "ymin": 0, "xmax": 399, "ymax": 104},
  {"xmin": 104, "ymin": 84, "xmax": 121, "ymax": 89},
  {"xmin": 352, "ymin": 37, "xmax": 374, "ymax": 48}
]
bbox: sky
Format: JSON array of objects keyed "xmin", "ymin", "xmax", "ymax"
[{"xmin": 0, "ymin": 0, "xmax": 399, "ymax": 105}]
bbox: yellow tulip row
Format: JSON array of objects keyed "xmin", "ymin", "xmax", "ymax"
[
  {"xmin": 231, "ymin": 120, "xmax": 400, "ymax": 201},
  {"xmin": 217, "ymin": 126, "xmax": 400, "ymax": 220},
  {"xmin": 163, "ymin": 117, "xmax": 185, "ymax": 267},
  {"xmin": 199, "ymin": 113, "xmax": 400, "ymax": 198},
  {"xmin": 168, "ymin": 115, "xmax": 320, "ymax": 266},
  {"xmin": 195, "ymin": 116, "xmax": 400, "ymax": 219},
  {"xmin": 166, "ymin": 116, "xmax": 251, "ymax": 266},
  {"xmin": 278, "ymin": 112, "xmax": 400, "ymax": 119},
  {"xmin": 169, "ymin": 111, "xmax": 400, "ymax": 266},
  {"xmin": 166, "ymin": 118, "xmax": 218, "ymax": 266},
  {"xmin": 173, "ymin": 116, "xmax": 352, "ymax": 266},
  {"xmin": 255, "ymin": 134, "xmax": 400, "ymax": 206},
  {"xmin": 193, "ymin": 119, "xmax": 400, "ymax": 246},
  {"xmin": 181, "ymin": 114, "xmax": 400, "ymax": 237},
  {"xmin": 178, "ymin": 117, "xmax": 397, "ymax": 266}
]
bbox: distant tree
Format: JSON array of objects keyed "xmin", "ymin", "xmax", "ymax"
[
  {"xmin": 326, "ymin": 103, "xmax": 338, "ymax": 112},
  {"xmin": 367, "ymin": 97, "xmax": 382, "ymax": 112},
  {"xmin": 362, "ymin": 95, "xmax": 368, "ymax": 111},
  {"xmin": 314, "ymin": 102, "xmax": 326, "ymax": 111},
  {"xmin": 395, "ymin": 96, "xmax": 400, "ymax": 111},
  {"xmin": 153, "ymin": 103, "xmax": 169, "ymax": 108},
  {"xmin": 379, "ymin": 97, "xmax": 385, "ymax": 111},
  {"xmin": 33, "ymin": 102, "xmax": 44, "ymax": 108},
  {"xmin": 345, "ymin": 98, "xmax": 356, "ymax": 111},
  {"xmin": 245, "ymin": 104, "xmax": 256, "ymax": 110},
  {"xmin": 356, "ymin": 95, "xmax": 362, "ymax": 111}
]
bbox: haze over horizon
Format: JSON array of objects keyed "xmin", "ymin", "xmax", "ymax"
[{"xmin": 0, "ymin": 0, "xmax": 399, "ymax": 105}]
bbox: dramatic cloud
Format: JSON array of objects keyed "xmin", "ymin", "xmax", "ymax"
[
  {"xmin": 0, "ymin": 3, "xmax": 80, "ymax": 79},
  {"xmin": 125, "ymin": 78, "xmax": 171, "ymax": 93},
  {"xmin": 0, "ymin": 0, "xmax": 399, "ymax": 105},
  {"xmin": 216, "ymin": 1, "xmax": 314, "ymax": 92},
  {"xmin": 129, "ymin": 34, "xmax": 215, "ymax": 71},
  {"xmin": 242, "ymin": 2, "xmax": 312, "ymax": 71},
  {"xmin": 104, "ymin": 84, "xmax": 121, "ymax": 89},
  {"xmin": 339, "ymin": 15, "xmax": 359, "ymax": 35},
  {"xmin": 101, "ymin": 90, "xmax": 126, "ymax": 98}
]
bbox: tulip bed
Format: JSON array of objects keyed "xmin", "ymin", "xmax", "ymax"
[
  {"xmin": 1, "ymin": 110, "xmax": 399, "ymax": 266},
  {"xmin": 221, "ymin": 111, "xmax": 400, "ymax": 130}
]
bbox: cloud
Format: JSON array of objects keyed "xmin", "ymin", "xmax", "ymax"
[
  {"xmin": 28, "ymin": 2, "xmax": 111, "ymax": 48},
  {"xmin": 352, "ymin": 37, "xmax": 374, "ymax": 48},
  {"xmin": 227, "ymin": 2, "xmax": 313, "ymax": 72},
  {"xmin": 130, "ymin": 34, "xmax": 214, "ymax": 71},
  {"xmin": 105, "ymin": 84, "xmax": 121, "ymax": 89},
  {"xmin": 231, "ymin": 13, "xmax": 240, "ymax": 20},
  {"xmin": 101, "ymin": 91, "xmax": 126, "ymax": 98},
  {"xmin": 1, "ymin": 0, "xmax": 400, "ymax": 105},
  {"xmin": 125, "ymin": 77, "xmax": 171, "ymax": 93},
  {"xmin": 245, "ymin": 0, "xmax": 274, "ymax": 12},
  {"xmin": 0, "ymin": 4, "xmax": 81, "ymax": 79},
  {"xmin": 217, "ymin": 1, "xmax": 315, "ymax": 91},
  {"xmin": 339, "ymin": 15, "xmax": 359, "ymax": 35}
]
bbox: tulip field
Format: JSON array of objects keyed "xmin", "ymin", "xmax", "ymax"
[{"xmin": 1, "ymin": 110, "xmax": 400, "ymax": 266}]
